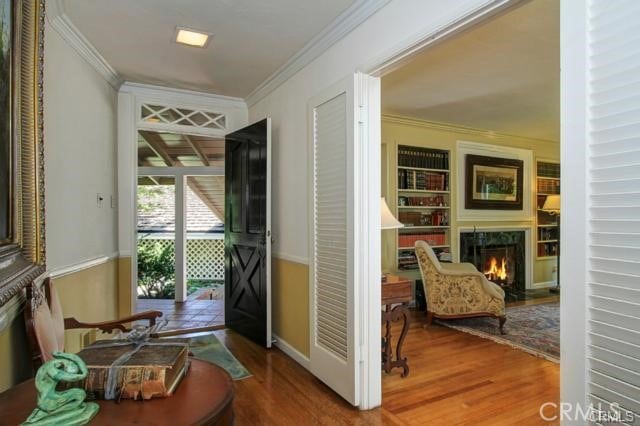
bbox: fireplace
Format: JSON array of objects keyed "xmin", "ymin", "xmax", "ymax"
[{"xmin": 459, "ymin": 230, "xmax": 527, "ymax": 297}]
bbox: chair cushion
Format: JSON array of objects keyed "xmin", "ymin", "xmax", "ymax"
[{"xmin": 48, "ymin": 282, "xmax": 66, "ymax": 352}]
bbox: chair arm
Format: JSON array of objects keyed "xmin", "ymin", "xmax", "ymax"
[
  {"xmin": 64, "ymin": 310, "xmax": 163, "ymax": 333},
  {"xmin": 480, "ymin": 277, "xmax": 506, "ymax": 300}
]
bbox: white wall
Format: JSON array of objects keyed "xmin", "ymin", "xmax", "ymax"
[
  {"xmin": 43, "ymin": 21, "xmax": 119, "ymax": 270},
  {"xmin": 249, "ymin": 0, "xmax": 506, "ymax": 262}
]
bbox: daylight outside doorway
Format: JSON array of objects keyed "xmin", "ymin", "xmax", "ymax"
[{"xmin": 135, "ymin": 129, "xmax": 226, "ymax": 331}]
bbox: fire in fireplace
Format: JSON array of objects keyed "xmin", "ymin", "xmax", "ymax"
[
  {"xmin": 479, "ymin": 245, "xmax": 516, "ymax": 288},
  {"xmin": 459, "ymin": 230, "xmax": 526, "ymax": 298},
  {"xmin": 485, "ymin": 256, "xmax": 507, "ymax": 282}
]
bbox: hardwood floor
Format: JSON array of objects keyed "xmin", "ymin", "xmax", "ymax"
[{"xmin": 215, "ymin": 311, "xmax": 559, "ymax": 425}]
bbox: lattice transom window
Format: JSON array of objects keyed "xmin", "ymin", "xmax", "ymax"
[{"xmin": 141, "ymin": 104, "xmax": 226, "ymax": 130}]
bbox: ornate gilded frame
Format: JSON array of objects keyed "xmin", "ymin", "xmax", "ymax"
[{"xmin": 0, "ymin": 0, "xmax": 46, "ymax": 313}]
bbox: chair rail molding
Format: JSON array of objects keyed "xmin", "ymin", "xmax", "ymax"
[
  {"xmin": 47, "ymin": 252, "xmax": 120, "ymax": 280},
  {"xmin": 245, "ymin": 0, "xmax": 391, "ymax": 107},
  {"xmin": 46, "ymin": 0, "xmax": 122, "ymax": 89}
]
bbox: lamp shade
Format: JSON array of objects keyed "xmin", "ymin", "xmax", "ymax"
[
  {"xmin": 381, "ymin": 198, "xmax": 404, "ymax": 229},
  {"xmin": 542, "ymin": 195, "xmax": 561, "ymax": 212}
]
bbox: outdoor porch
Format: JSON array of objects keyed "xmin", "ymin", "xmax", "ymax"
[{"xmin": 136, "ymin": 298, "xmax": 224, "ymax": 330}]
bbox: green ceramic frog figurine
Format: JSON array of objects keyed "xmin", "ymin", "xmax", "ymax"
[{"xmin": 23, "ymin": 352, "xmax": 99, "ymax": 425}]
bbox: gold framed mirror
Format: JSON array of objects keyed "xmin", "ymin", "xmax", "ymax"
[{"xmin": 0, "ymin": 0, "xmax": 46, "ymax": 309}]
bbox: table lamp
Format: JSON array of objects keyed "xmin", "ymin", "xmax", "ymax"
[
  {"xmin": 542, "ymin": 195, "xmax": 560, "ymax": 293},
  {"xmin": 381, "ymin": 198, "xmax": 403, "ymax": 282},
  {"xmin": 381, "ymin": 197, "xmax": 403, "ymax": 229}
]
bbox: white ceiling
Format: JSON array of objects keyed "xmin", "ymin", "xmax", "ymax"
[
  {"xmin": 382, "ymin": 0, "xmax": 559, "ymax": 141},
  {"xmin": 63, "ymin": 0, "xmax": 354, "ymax": 98}
]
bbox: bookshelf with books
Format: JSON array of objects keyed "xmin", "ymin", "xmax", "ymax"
[
  {"xmin": 536, "ymin": 161, "xmax": 560, "ymax": 259},
  {"xmin": 396, "ymin": 145, "xmax": 451, "ymax": 270}
]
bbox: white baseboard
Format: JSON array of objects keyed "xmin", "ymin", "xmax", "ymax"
[{"xmin": 272, "ymin": 334, "xmax": 310, "ymax": 371}]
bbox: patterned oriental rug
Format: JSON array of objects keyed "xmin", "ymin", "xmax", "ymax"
[{"xmin": 435, "ymin": 302, "xmax": 559, "ymax": 362}]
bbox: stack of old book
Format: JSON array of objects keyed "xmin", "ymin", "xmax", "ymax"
[{"xmin": 72, "ymin": 338, "xmax": 190, "ymax": 401}]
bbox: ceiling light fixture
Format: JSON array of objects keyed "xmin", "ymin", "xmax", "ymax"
[{"xmin": 175, "ymin": 27, "xmax": 211, "ymax": 48}]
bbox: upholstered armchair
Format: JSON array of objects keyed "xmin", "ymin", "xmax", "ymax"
[{"xmin": 415, "ymin": 241, "xmax": 506, "ymax": 333}]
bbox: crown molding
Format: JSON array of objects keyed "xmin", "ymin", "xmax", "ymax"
[
  {"xmin": 46, "ymin": 0, "xmax": 122, "ymax": 89},
  {"xmin": 120, "ymin": 82, "xmax": 247, "ymax": 109},
  {"xmin": 382, "ymin": 114, "xmax": 559, "ymax": 145},
  {"xmin": 245, "ymin": 0, "xmax": 391, "ymax": 107}
]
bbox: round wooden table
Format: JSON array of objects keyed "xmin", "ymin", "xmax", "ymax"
[{"xmin": 0, "ymin": 359, "xmax": 234, "ymax": 425}]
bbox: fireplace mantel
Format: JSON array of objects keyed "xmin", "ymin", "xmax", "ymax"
[{"xmin": 456, "ymin": 226, "xmax": 533, "ymax": 290}]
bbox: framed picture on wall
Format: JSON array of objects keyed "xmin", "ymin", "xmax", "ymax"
[
  {"xmin": 0, "ymin": 0, "xmax": 46, "ymax": 311},
  {"xmin": 465, "ymin": 154, "xmax": 523, "ymax": 210}
]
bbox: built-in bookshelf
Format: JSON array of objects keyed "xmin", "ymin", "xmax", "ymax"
[
  {"xmin": 396, "ymin": 145, "xmax": 451, "ymax": 270},
  {"xmin": 536, "ymin": 161, "xmax": 560, "ymax": 259}
]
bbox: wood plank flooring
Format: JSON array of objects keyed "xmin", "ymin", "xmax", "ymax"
[{"xmin": 215, "ymin": 311, "xmax": 559, "ymax": 425}]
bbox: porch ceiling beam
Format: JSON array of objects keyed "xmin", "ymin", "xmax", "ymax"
[
  {"xmin": 139, "ymin": 130, "xmax": 175, "ymax": 167},
  {"xmin": 183, "ymin": 134, "xmax": 210, "ymax": 166},
  {"xmin": 163, "ymin": 147, "xmax": 225, "ymax": 154}
]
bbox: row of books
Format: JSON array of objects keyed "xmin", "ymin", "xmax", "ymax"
[
  {"xmin": 537, "ymin": 179, "xmax": 560, "ymax": 194},
  {"xmin": 398, "ymin": 250, "xmax": 418, "ymax": 269},
  {"xmin": 538, "ymin": 227, "xmax": 558, "ymax": 241},
  {"xmin": 399, "ymin": 232, "xmax": 447, "ymax": 248},
  {"xmin": 398, "ymin": 170, "xmax": 448, "ymax": 191},
  {"xmin": 398, "ymin": 195, "xmax": 447, "ymax": 207},
  {"xmin": 399, "ymin": 211, "xmax": 449, "ymax": 226},
  {"xmin": 538, "ymin": 242, "xmax": 558, "ymax": 257},
  {"xmin": 398, "ymin": 146, "xmax": 449, "ymax": 170},
  {"xmin": 398, "ymin": 247, "xmax": 451, "ymax": 270},
  {"xmin": 537, "ymin": 162, "xmax": 560, "ymax": 178}
]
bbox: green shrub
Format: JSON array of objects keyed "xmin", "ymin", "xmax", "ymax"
[{"xmin": 137, "ymin": 241, "xmax": 175, "ymax": 299}]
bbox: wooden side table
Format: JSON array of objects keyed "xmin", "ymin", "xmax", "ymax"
[
  {"xmin": 382, "ymin": 274, "xmax": 412, "ymax": 377},
  {"xmin": 0, "ymin": 359, "xmax": 234, "ymax": 426}
]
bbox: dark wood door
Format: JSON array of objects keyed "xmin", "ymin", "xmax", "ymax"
[{"xmin": 225, "ymin": 118, "xmax": 271, "ymax": 347}]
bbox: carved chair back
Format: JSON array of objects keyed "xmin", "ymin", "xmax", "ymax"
[{"xmin": 24, "ymin": 278, "xmax": 66, "ymax": 369}]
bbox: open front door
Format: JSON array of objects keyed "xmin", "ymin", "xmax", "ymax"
[
  {"xmin": 225, "ymin": 118, "xmax": 272, "ymax": 348},
  {"xmin": 308, "ymin": 75, "xmax": 367, "ymax": 406}
]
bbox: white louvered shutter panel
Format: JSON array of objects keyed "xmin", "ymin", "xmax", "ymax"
[
  {"xmin": 308, "ymin": 76, "xmax": 358, "ymax": 405},
  {"xmin": 314, "ymin": 94, "xmax": 349, "ymax": 360},
  {"xmin": 588, "ymin": 0, "xmax": 640, "ymax": 420}
]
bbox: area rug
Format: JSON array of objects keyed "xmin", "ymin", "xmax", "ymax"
[
  {"xmin": 188, "ymin": 333, "xmax": 252, "ymax": 380},
  {"xmin": 435, "ymin": 302, "xmax": 559, "ymax": 363}
]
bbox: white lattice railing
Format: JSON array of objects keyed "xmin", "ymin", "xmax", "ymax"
[{"xmin": 138, "ymin": 237, "xmax": 224, "ymax": 280}]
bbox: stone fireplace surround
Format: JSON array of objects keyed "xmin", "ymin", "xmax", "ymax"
[{"xmin": 457, "ymin": 227, "xmax": 532, "ymax": 292}]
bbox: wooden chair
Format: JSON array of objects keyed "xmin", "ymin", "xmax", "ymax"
[{"xmin": 24, "ymin": 277, "xmax": 163, "ymax": 370}]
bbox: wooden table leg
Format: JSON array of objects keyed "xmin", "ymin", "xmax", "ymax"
[{"xmin": 381, "ymin": 304, "xmax": 410, "ymax": 377}]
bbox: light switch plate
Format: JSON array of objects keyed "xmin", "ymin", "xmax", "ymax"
[{"xmin": 96, "ymin": 193, "xmax": 104, "ymax": 208}]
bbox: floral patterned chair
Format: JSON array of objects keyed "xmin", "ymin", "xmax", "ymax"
[{"xmin": 415, "ymin": 240, "xmax": 506, "ymax": 333}]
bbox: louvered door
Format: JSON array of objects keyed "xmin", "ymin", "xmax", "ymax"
[
  {"xmin": 308, "ymin": 76, "xmax": 359, "ymax": 405},
  {"xmin": 588, "ymin": 1, "xmax": 640, "ymax": 421}
]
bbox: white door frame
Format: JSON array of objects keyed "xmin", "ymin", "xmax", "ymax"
[
  {"xmin": 351, "ymin": 0, "xmax": 577, "ymax": 410},
  {"xmin": 117, "ymin": 83, "xmax": 248, "ymax": 314}
]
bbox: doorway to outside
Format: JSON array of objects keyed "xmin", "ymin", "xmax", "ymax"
[{"xmin": 135, "ymin": 130, "xmax": 226, "ymax": 331}]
